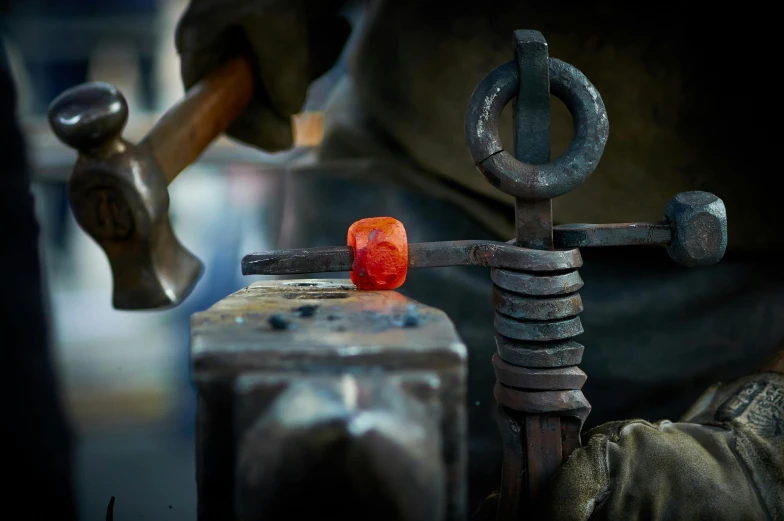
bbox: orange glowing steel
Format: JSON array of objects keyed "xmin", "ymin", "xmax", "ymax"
[{"xmin": 347, "ymin": 217, "xmax": 408, "ymax": 290}]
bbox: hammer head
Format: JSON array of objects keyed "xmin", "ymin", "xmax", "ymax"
[{"xmin": 48, "ymin": 82, "xmax": 203, "ymax": 310}]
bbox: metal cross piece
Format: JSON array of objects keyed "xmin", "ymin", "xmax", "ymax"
[{"xmin": 241, "ymin": 29, "xmax": 727, "ymax": 519}]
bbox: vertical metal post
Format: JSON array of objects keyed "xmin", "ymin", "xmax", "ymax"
[
  {"xmin": 497, "ymin": 30, "xmax": 563, "ymax": 517},
  {"xmin": 512, "ymin": 30, "xmax": 553, "ymax": 251}
]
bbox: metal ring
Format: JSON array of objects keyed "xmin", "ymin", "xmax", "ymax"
[
  {"xmin": 492, "ymin": 353, "xmax": 587, "ymax": 390},
  {"xmin": 465, "ymin": 58, "xmax": 609, "ymax": 199},
  {"xmin": 493, "ymin": 286, "xmax": 583, "ymax": 321},
  {"xmin": 496, "ymin": 336, "xmax": 584, "ymax": 368},
  {"xmin": 491, "ymin": 268, "xmax": 584, "ymax": 296},
  {"xmin": 493, "ymin": 384, "xmax": 591, "ymax": 424},
  {"xmin": 494, "ymin": 313, "xmax": 584, "ymax": 342}
]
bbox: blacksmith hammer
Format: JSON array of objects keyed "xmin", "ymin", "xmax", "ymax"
[{"xmin": 48, "ymin": 57, "xmax": 255, "ymax": 310}]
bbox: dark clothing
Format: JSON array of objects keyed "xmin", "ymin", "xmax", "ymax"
[
  {"xmin": 0, "ymin": 40, "xmax": 77, "ymax": 521},
  {"xmin": 279, "ymin": 81, "xmax": 784, "ymax": 509}
]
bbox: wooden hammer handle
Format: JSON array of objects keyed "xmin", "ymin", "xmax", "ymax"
[{"xmin": 139, "ymin": 56, "xmax": 255, "ymax": 185}]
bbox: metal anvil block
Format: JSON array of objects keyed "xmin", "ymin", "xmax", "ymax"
[{"xmin": 191, "ymin": 280, "xmax": 468, "ymax": 521}]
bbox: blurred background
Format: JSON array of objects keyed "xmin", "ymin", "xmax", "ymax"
[{"xmin": 1, "ymin": 1, "xmax": 356, "ymax": 519}]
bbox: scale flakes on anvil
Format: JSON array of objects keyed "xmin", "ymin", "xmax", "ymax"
[{"xmin": 213, "ymin": 29, "xmax": 726, "ymax": 521}]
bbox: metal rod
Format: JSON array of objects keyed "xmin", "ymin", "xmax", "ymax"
[
  {"xmin": 553, "ymin": 222, "xmax": 671, "ymax": 248},
  {"xmin": 241, "ymin": 240, "xmax": 584, "ymax": 276},
  {"xmin": 513, "ymin": 30, "xmax": 553, "ymax": 250},
  {"xmin": 524, "ymin": 416, "xmax": 563, "ymax": 499},
  {"xmin": 241, "ymin": 223, "xmax": 673, "ymax": 276},
  {"xmin": 510, "ymin": 29, "xmax": 561, "ymax": 511}
]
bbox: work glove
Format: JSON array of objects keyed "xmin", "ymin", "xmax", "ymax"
[
  {"xmin": 175, "ymin": 0, "xmax": 350, "ymax": 151},
  {"xmin": 539, "ymin": 372, "xmax": 784, "ymax": 521}
]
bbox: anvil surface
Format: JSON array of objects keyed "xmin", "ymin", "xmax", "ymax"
[
  {"xmin": 191, "ymin": 279, "xmax": 467, "ymax": 375},
  {"xmin": 190, "ymin": 279, "xmax": 468, "ymax": 521}
]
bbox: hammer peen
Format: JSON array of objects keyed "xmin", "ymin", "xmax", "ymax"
[{"xmin": 49, "ymin": 57, "xmax": 255, "ymax": 310}]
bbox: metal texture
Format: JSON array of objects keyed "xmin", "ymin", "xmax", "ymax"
[
  {"xmin": 551, "ymin": 195, "xmax": 728, "ymax": 258},
  {"xmin": 512, "ymin": 31, "xmax": 553, "ymax": 250},
  {"xmin": 192, "ymin": 279, "xmax": 467, "ymax": 521},
  {"xmin": 235, "ymin": 378, "xmax": 445, "ymax": 521},
  {"xmin": 465, "ymin": 29, "xmax": 604, "ymax": 515},
  {"xmin": 242, "ymin": 246, "xmax": 355, "ymax": 275},
  {"xmin": 664, "ymin": 191, "xmax": 728, "ymax": 267},
  {"xmin": 464, "ymin": 60, "xmax": 608, "ymax": 200},
  {"xmin": 492, "ymin": 354, "xmax": 587, "ymax": 390},
  {"xmin": 49, "ymin": 57, "xmax": 254, "ymax": 310},
  {"xmin": 496, "ymin": 336, "xmax": 585, "ymax": 368},
  {"xmin": 495, "ymin": 408, "xmax": 526, "ymax": 521},
  {"xmin": 560, "ymin": 419, "xmax": 582, "ymax": 462},
  {"xmin": 491, "ymin": 268, "xmax": 584, "ymax": 296},
  {"xmin": 48, "ymin": 82, "xmax": 129, "ymax": 152},
  {"xmin": 554, "ymin": 222, "xmax": 671, "ymax": 248},
  {"xmin": 494, "ymin": 313, "xmax": 584, "ymax": 342},
  {"xmin": 49, "ymin": 83, "xmax": 203, "ymax": 310},
  {"xmin": 495, "ymin": 410, "xmax": 581, "ymax": 520},
  {"xmin": 240, "ymin": 203, "xmax": 728, "ymax": 276},
  {"xmin": 523, "ymin": 416, "xmax": 562, "ymax": 502},
  {"xmin": 493, "ymin": 286, "xmax": 583, "ymax": 321},
  {"xmin": 242, "ymin": 241, "xmax": 582, "ymax": 275},
  {"xmin": 468, "ymin": 30, "xmax": 725, "ymax": 518},
  {"xmin": 493, "ymin": 385, "xmax": 591, "ymax": 425}
]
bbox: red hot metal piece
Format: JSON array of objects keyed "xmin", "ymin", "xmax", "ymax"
[{"xmin": 347, "ymin": 217, "xmax": 408, "ymax": 290}]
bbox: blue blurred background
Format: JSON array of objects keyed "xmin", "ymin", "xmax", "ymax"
[{"xmin": 1, "ymin": 1, "xmax": 353, "ymax": 519}]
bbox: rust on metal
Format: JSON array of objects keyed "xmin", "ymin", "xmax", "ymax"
[
  {"xmin": 491, "ymin": 268, "xmax": 584, "ymax": 296},
  {"xmin": 493, "ymin": 384, "xmax": 591, "ymax": 425},
  {"xmin": 493, "ymin": 286, "xmax": 583, "ymax": 321},
  {"xmin": 496, "ymin": 336, "xmax": 585, "ymax": 368},
  {"xmin": 492, "ymin": 354, "xmax": 587, "ymax": 390},
  {"xmin": 494, "ymin": 313, "xmax": 584, "ymax": 342},
  {"xmin": 553, "ymin": 222, "xmax": 671, "ymax": 248},
  {"xmin": 242, "ymin": 241, "xmax": 582, "ymax": 276},
  {"xmin": 523, "ymin": 416, "xmax": 562, "ymax": 501},
  {"xmin": 560, "ymin": 418, "xmax": 582, "ymax": 461},
  {"xmin": 495, "ymin": 408, "xmax": 525, "ymax": 521}
]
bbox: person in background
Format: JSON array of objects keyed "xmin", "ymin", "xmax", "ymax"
[{"xmin": 175, "ymin": 1, "xmax": 783, "ymax": 519}]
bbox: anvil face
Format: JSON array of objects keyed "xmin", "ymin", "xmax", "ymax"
[{"xmin": 191, "ymin": 279, "xmax": 467, "ymax": 521}]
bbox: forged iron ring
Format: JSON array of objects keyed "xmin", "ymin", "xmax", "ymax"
[
  {"xmin": 494, "ymin": 312, "xmax": 584, "ymax": 342},
  {"xmin": 465, "ymin": 58, "xmax": 609, "ymax": 200},
  {"xmin": 491, "ymin": 267, "xmax": 584, "ymax": 296},
  {"xmin": 493, "ymin": 285, "xmax": 583, "ymax": 321},
  {"xmin": 492, "ymin": 353, "xmax": 587, "ymax": 390},
  {"xmin": 495, "ymin": 335, "xmax": 584, "ymax": 368},
  {"xmin": 493, "ymin": 384, "xmax": 591, "ymax": 425}
]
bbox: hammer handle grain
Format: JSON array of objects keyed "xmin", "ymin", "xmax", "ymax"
[{"xmin": 140, "ymin": 56, "xmax": 255, "ymax": 185}]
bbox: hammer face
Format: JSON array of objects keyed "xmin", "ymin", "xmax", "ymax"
[
  {"xmin": 69, "ymin": 143, "xmax": 203, "ymax": 310},
  {"xmin": 109, "ymin": 216, "xmax": 204, "ymax": 310}
]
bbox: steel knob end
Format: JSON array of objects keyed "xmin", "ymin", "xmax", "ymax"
[
  {"xmin": 665, "ymin": 191, "xmax": 728, "ymax": 267},
  {"xmin": 48, "ymin": 82, "xmax": 129, "ymax": 153}
]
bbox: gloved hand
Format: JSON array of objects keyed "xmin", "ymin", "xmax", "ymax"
[
  {"xmin": 539, "ymin": 372, "xmax": 784, "ymax": 521},
  {"xmin": 175, "ymin": 0, "xmax": 351, "ymax": 151}
]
